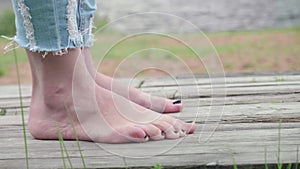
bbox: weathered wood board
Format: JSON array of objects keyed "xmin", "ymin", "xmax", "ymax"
[{"xmin": 0, "ymin": 72, "xmax": 299, "ymax": 169}]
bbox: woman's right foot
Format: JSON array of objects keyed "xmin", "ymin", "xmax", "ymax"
[
  {"xmin": 83, "ymin": 48, "xmax": 183, "ymax": 113},
  {"xmin": 27, "ymin": 49, "xmax": 195, "ymax": 143}
]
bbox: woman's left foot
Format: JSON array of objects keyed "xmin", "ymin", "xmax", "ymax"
[{"xmin": 83, "ymin": 48, "xmax": 183, "ymax": 113}]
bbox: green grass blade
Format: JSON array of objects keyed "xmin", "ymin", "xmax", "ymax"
[
  {"xmin": 57, "ymin": 125, "xmax": 67, "ymax": 169},
  {"xmin": 60, "ymin": 134, "xmax": 74, "ymax": 169},
  {"xmin": 233, "ymin": 162, "xmax": 238, "ymax": 169},
  {"xmin": 56, "ymin": 124, "xmax": 74, "ymax": 169},
  {"xmin": 278, "ymin": 121, "xmax": 282, "ymax": 169},
  {"xmin": 227, "ymin": 146, "xmax": 238, "ymax": 169},
  {"xmin": 296, "ymin": 146, "xmax": 299, "ymax": 169},
  {"xmin": 13, "ymin": 48, "xmax": 29, "ymax": 169},
  {"xmin": 64, "ymin": 102, "xmax": 86, "ymax": 169},
  {"xmin": 122, "ymin": 157, "xmax": 128, "ymax": 169},
  {"xmin": 287, "ymin": 163, "xmax": 292, "ymax": 169},
  {"xmin": 265, "ymin": 146, "xmax": 269, "ymax": 169}
]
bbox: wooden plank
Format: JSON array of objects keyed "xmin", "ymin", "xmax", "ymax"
[
  {"xmin": 0, "ymin": 122, "xmax": 299, "ymax": 168},
  {"xmin": 1, "ymin": 82, "xmax": 299, "ymax": 111},
  {"xmin": 183, "ymin": 93, "xmax": 300, "ymax": 106},
  {"xmin": 0, "ymin": 85, "xmax": 31, "ymax": 98},
  {"xmin": 0, "ymin": 80, "xmax": 297, "ymax": 102},
  {"xmin": 1, "ymin": 93, "xmax": 299, "ymax": 116},
  {"xmin": 0, "ymin": 99, "xmax": 30, "ymax": 109},
  {"xmin": 141, "ymin": 84, "xmax": 300, "ymax": 99},
  {"xmin": 0, "ymin": 74, "xmax": 300, "ymax": 109},
  {"xmin": 0, "ymin": 72, "xmax": 300, "ymax": 168},
  {"xmin": 1, "ymin": 150, "xmax": 298, "ymax": 169},
  {"xmin": 1, "ymin": 102, "xmax": 300, "ymax": 124},
  {"xmin": 1, "ymin": 74, "xmax": 299, "ymax": 98},
  {"xmin": 124, "ymin": 74, "xmax": 300, "ymax": 88}
]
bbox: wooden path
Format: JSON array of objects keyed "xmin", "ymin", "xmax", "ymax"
[{"xmin": 0, "ymin": 72, "xmax": 300, "ymax": 169}]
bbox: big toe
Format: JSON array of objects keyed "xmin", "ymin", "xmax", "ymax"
[
  {"xmin": 149, "ymin": 96, "xmax": 183, "ymax": 113},
  {"xmin": 163, "ymin": 100, "xmax": 183, "ymax": 113},
  {"xmin": 105, "ymin": 125, "xmax": 148, "ymax": 143}
]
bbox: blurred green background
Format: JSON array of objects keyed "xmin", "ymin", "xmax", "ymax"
[{"xmin": 0, "ymin": 2, "xmax": 299, "ymax": 84}]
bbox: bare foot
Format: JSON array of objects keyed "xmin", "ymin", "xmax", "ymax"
[
  {"xmin": 27, "ymin": 49, "xmax": 195, "ymax": 143},
  {"xmin": 83, "ymin": 48, "xmax": 183, "ymax": 113}
]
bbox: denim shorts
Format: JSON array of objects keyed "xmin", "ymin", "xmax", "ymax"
[{"xmin": 11, "ymin": 0, "xmax": 97, "ymax": 55}]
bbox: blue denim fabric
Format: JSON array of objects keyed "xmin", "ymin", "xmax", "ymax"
[{"xmin": 12, "ymin": 0, "xmax": 97, "ymax": 54}]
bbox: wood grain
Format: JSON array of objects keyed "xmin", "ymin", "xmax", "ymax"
[{"xmin": 0, "ymin": 72, "xmax": 299, "ymax": 168}]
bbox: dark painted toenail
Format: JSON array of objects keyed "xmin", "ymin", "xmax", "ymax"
[
  {"xmin": 174, "ymin": 130, "xmax": 178, "ymax": 134},
  {"xmin": 181, "ymin": 129, "xmax": 186, "ymax": 133},
  {"xmin": 161, "ymin": 131, "xmax": 166, "ymax": 136},
  {"xmin": 173, "ymin": 100, "xmax": 181, "ymax": 104}
]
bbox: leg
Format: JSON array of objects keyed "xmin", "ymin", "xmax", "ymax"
[{"xmin": 12, "ymin": 0, "xmax": 195, "ymax": 143}]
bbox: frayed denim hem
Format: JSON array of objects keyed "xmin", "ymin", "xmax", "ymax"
[
  {"xmin": 7, "ymin": 0, "xmax": 97, "ymax": 58},
  {"xmin": 3, "ymin": 35, "xmax": 94, "ymax": 58}
]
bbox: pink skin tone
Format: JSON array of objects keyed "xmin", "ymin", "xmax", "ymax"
[
  {"xmin": 27, "ymin": 48, "xmax": 195, "ymax": 143},
  {"xmin": 82, "ymin": 48, "xmax": 183, "ymax": 113}
]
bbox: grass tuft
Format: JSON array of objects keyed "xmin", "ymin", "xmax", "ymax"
[
  {"xmin": 153, "ymin": 163, "xmax": 162, "ymax": 169},
  {"xmin": 275, "ymin": 77, "xmax": 286, "ymax": 82},
  {"xmin": 287, "ymin": 163, "xmax": 293, "ymax": 169}
]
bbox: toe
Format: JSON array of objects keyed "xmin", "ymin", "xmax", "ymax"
[
  {"xmin": 168, "ymin": 120, "xmax": 187, "ymax": 137},
  {"xmin": 147, "ymin": 96, "xmax": 182, "ymax": 113},
  {"xmin": 163, "ymin": 100, "xmax": 183, "ymax": 113},
  {"xmin": 173, "ymin": 121, "xmax": 196, "ymax": 134},
  {"xmin": 109, "ymin": 125, "xmax": 148, "ymax": 143},
  {"xmin": 157, "ymin": 117, "xmax": 186, "ymax": 137},
  {"xmin": 183, "ymin": 122, "xmax": 196, "ymax": 134},
  {"xmin": 160, "ymin": 115, "xmax": 196, "ymax": 134},
  {"xmin": 125, "ymin": 125, "xmax": 149, "ymax": 142},
  {"xmin": 152, "ymin": 120, "xmax": 180, "ymax": 139},
  {"xmin": 137, "ymin": 124, "xmax": 164, "ymax": 141}
]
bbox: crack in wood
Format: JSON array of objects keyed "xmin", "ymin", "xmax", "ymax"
[{"xmin": 221, "ymin": 117, "xmax": 300, "ymax": 123}]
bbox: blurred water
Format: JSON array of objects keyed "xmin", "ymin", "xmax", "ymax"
[{"xmin": 98, "ymin": 0, "xmax": 300, "ymax": 32}]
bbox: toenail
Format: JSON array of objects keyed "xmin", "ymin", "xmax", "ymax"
[
  {"xmin": 174, "ymin": 130, "xmax": 178, "ymax": 134},
  {"xmin": 173, "ymin": 100, "xmax": 181, "ymax": 104},
  {"xmin": 181, "ymin": 129, "xmax": 186, "ymax": 133},
  {"xmin": 161, "ymin": 131, "xmax": 166, "ymax": 137}
]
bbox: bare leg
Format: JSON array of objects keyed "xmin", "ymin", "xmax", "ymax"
[
  {"xmin": 27, "ymin": 48, "xmax": 195, "ymax": 143},
  {"xmin": 83, "ymin": 48, "xmax": 183, "ymax": 113}
]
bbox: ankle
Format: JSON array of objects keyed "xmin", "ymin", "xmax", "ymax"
[
  {"xmin": 44, "ymin": 84, "xmax": 69, "ymax": 99},
  {"xmin": 28, "ymin": 85, "xmax": 75, "ymax": 139}
]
